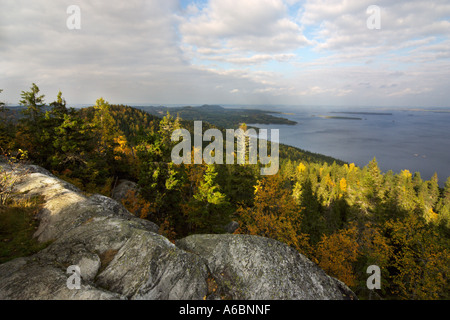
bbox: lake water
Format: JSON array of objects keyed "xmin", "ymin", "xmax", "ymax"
[{"xmin": 245, "ymin": 105, "xmax": 450, "ymax": 186}]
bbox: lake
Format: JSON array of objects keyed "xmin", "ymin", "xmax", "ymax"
[{"xmin": 244, "ymin": 105, "xmax": 450, "ymax": 186}]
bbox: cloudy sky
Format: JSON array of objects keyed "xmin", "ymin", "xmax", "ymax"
[{"xmin": 1, "ymin": 0, "xmax": 449, "ymax": 107}]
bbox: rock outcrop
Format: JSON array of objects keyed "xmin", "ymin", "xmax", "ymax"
[
  {"xmin": 177, "ymin": 234, "xmax": 356, "ymax": 300},
  {"xmin": 111, "ymin": 179, "xmax": 139, "ymax": 203},
  {"xmin": 0, "ymin": 163, "xmax": 356, "ymax": 300}
]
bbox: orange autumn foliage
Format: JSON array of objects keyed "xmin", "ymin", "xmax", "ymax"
[
  {"xmin": 121, "ymin": 189, "xmax": 154, "ymax": 220},
  {"xmin": 235, "ymin": 175, "xmax": 310, "ymax": 256},
  {"xmin": 158, "ymin": 218, "xmax": 177, "ymax": 243},
  {"xmin": 121, "ymin": 189, "xmax": 177, "ymax": 242},
  {"xmin": 315, "ymin": 226, "xmax": 360, "ymax": 287},
  {"xmin": 385, "ymin": 214, "xmax": 450, "ymax": 300},
  {"xmin": 360, "ymin": 222, "xmax": 393, "ymax": 269}
]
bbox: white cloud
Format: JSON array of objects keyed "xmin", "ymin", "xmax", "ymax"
[
  {"xmin": 0, "ymin": 0, "xmax": 189, "ymax": 104},
  {"xmin": 388, "ymin": 87, "xmax": 433, "ymax": 97},
  {"xmin": 0, "ymin": 0, "xmax": 449, "ymax": 107},
  {"xmin": 301, "ymin": 0, "xmax": 450, "ymax": 51},
  {"xmin": 179, "ymin": 0, "xmax": 309, "ymax": 64},
  {"xmin": 200, "ymin": 53, "xmax": 296, "ymax": 65}
]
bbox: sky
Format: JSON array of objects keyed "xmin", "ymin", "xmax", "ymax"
[{"xmin": 1, "ymin": 0, "xmax": 450, "ymax": 108}]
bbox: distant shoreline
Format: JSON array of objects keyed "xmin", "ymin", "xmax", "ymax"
[
  {"xmin": 318, "ymin": 115, "xmax": 363, "ymax": 120},
  {"xmin": 330, "ymin": 111, "xmax": 393, "ymax": 116}
]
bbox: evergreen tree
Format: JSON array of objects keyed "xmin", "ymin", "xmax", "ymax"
[
  {"xmin": 296, "ymin": 177, "xmax": 326, "ymax": 245},
  {"xmin": 220, "ymin": 163, "xmax": 258, "ymax": 208},
  {"xmin": 19, "ymin": 83, "xmax": 45, "ymax": 128},
  {"xmin": 412, "ymin": 172, "xmax": 423, "ymax": 193},
  {"xmin": 395, "ymin": 170, "xmax": 417, "ymax": 213},
  {"xmin": 49, "ymin": 91, "xmax": 68, "ymax": 119},
  {"xmin": 0, "ymin": 89, "xmax": 13, "ymax": 150},
  {"xmin": 89, "ymin": 98, "xmax": 129, "ymax": 182},
  {"xmin": 436, "ymin": 177, "xmax": 450, "ymax": 228},
  {"xmin": 361, "ymin": 158, "xmax": 383, "ymax": 216},
  {"xmin": 51, "ymin": 107, "xmax": 94, "ymax": 172},
  {"xmin": 427, "ymin": 173, "xmax": 440, "ymax": 209},
  {"xmin": 92, "ymin": 98, "xmax": 118, "ymax": 156},
  {"xmin": 18, "ymin": 83, "xmax": 47, "ymax": 162},
  {"xmin": 183, "ymin": 164, "xmax": 231, "ymax": 234},
  {"xmin": 385, "ymin": 213, "xmax": 450, "ymax": 299},
  {"xmin": 136, "ymin": 113, "xmax": 185, "ymax": 229}
]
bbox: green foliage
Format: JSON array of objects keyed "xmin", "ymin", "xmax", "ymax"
[
  {"xmin": 296, "ymin": 178, "xmax": 326, "ymax": 244},
  {"xmin": 135, "ymin": 113, "xmax": 185, "ymax": 231},
  {"xmin": 0, "ymin": 150, "xmax": 29, "ymax": 206},
  {"xmin": 0, "ymin": 196, "xmax": 52, "ymax": 264},
  {"xmin": 183, "ymin": 164, "xmax": 231, "ymax": 234},
  {"xmin": 385, "ymin": 213, "xmax": 450, "ymax": 299},
  {"xmin": 17, "ymin": 83, "xmax": 48, "ymax": 163},
  {"xmin": 0, "ymin": 89, "xmax": 14, "ymax": 150},
  {"xmin": 219, "ymin": 163, "xmax": 259, "ymax": 208},
  {"xmin": 436, "ymin": 177, "xmax": 450, "ymax": 229},
  {"xmin": 19, "ymin": 83, "xmax": 45, "ymax": 127}
]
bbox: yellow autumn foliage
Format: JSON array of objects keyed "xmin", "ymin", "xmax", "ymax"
[{"xmin": 315, "ymin": 226, "xmax": 360, "ymax": 287}]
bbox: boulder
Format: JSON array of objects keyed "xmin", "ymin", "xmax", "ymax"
[
  {"xmin": 10, "ymin": 170, "xmax": 159, "ymax": 242},
  {"xmin": 224, "ymin": 221, "xmax": 240, "ymax": 234},
  {"xmin": 177, "ymin": 234, "xmax": 357, "ymax": 300},
  {"xmin": 0, "ymin": 256, "xmax": 123, "ymax": 300},
  {"xmin": 111, "ymin": 179, "xmax": 139, "ymax": 203},
  {"xmin": 0, "ymin": 163, "xmax": 356, "ymax": 300}
]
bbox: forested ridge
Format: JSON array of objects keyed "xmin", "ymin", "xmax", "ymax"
[
  {"xmin": 1, "ymin": 84, "xmax": 449, "ymax": 300},
  {"xmin": 135, "ymin": 104, "xmax": 297, "ymax": 128}
]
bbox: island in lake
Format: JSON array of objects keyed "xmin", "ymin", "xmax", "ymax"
[
  {"xmin": 318, "ymin": 115, "xmax": 363, "ymax": 120},
  {"xmin": 329, "ymin": 111, "xmax": 393, "ymax": 116}
]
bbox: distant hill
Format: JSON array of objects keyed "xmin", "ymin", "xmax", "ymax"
[
  {"xmin": 0, "ymin": 105, "xmax": 52, "ymax": 123},
  {"xmin": 134, "ymin": 104, "xmax": 297, "ymax": 129}
]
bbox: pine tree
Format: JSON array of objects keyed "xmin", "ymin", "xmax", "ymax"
[
  {"xmin": 427, "ymin": 173, "xmax": 440, "ymax": 209},
  {"xmin": 436, "ymin": 177, "xmax": 450, "ymax": 228},
  {"xmin": 183, "ymin": 164, "xmax": 231, "ymax": 234},
  {"xmin": 390, "ymin": 170, "xmax": 417, "ymax": 218},
  {"xmin": 385, "ymin": 213, "xmax": 450, "ymax": 299},
  {"xmin": 360, "ymin": 158, "xmax": 383, "ymax": 216},
  {"xmin": 51, "ymin": 107, "xmax": 94, "ymax": 171},
  {"xmin": 92, "ymin": 98, "xmax": 118, "ymax": 155},
  {"xmin": 90, "ymin": 98, "xmax": 130, "ymax": 181},
  {"xmin": 136, "ymin": 113, "xmax": 185, "ymax": 229},
  {"xmin": 0, "ymin": 89, "xmax": 13, "ymax": 150},
  {"xmin": 412, "ymin": 172, "xmax": 423, "ymax": 193},
  {"xmin": 18, "ymin": 83, "xmax": 47, "ymax": 162},
  {"xmin": 19, "ymin": 83, "xmax": 45, "ymax": 128},
  {"xmin": 296, "ymin": 177, "xmax": 325, "ymax": 245}
]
